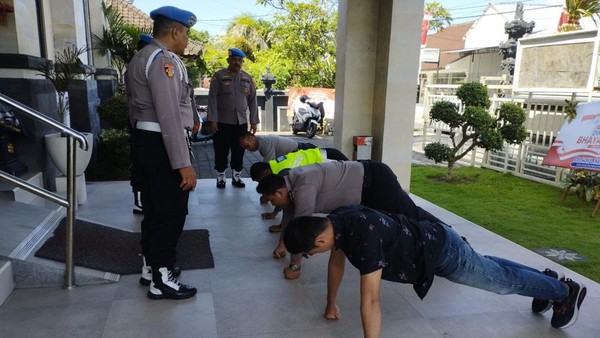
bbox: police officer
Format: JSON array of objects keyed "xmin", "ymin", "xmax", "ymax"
[
  {"xmin": 126, "ymin": 6, "xmax": 197, "ymax": 300},
  {"xmin": 207, "ymin": 48, "xmax": 259, "ymax": 189}
]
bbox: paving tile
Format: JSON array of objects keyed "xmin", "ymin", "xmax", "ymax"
[{"xmin": 2, "ymin": 132, "xmax": 600, "ymax": 337}]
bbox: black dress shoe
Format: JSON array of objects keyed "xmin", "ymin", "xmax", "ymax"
[{"xmin": 231, "ymin": 178, "xmax": 245, "ymax": 188}]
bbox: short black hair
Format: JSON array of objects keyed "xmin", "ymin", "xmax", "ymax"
[
  {"xmin": 256, "ymin": 174, "xmax": 285, "ymax": 195},
  {"xmin": 239, "ymin": 132, "xmax": 255, "ymax": 142},
  {"xmin": 250, "ymin": 162, "xmax": 272, "ymax": 181},
  {"xmin": 152, "ymin": 15, "xmax": 181, "ymax": 37},
  {"xmin": 284, "ymin": 216, "xmax": 329, "ymax": 254},
  {"xmin": 137, "ymin": 39, "xmax": 150, "ymax": 51}
]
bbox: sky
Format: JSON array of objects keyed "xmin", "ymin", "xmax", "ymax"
[
  {"xmin": 131, "ymin": 0, "xmax": 565, "ymax": 36},
  {"xmin": 436, "ymin": 0, "xmax": 563, "ymax": 24},
  {"xmin": 131, "ymin": 0, "xmax": 279, "ymax": 36}
]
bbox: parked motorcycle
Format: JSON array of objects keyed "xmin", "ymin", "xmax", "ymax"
[
  {"xmin": 291, "ymin": 95, "xmax": 324, "ymax": 138},
  {"xmin": 191, "ymin": 106, "xmax": 213, "ymax": 142}
]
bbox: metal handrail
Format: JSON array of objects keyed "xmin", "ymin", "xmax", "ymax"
[
  {"xmin": 0, "ymin": 93, "xmax": 88, "ymax": 151},
  {"xmin": 0, "ymin": 92, "xmax": 86, "ymax": 290}
]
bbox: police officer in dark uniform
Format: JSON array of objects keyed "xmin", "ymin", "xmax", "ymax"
[
  {"xmin": 207, "ymin": 48, "xmax": 259, "ymax": 189},
  {"xmin": 126, "ymin": 6, "xmax": 197, "ymax": 300}
]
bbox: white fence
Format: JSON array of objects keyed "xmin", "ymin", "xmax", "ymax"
[{"xmin": 421, "ymin": 84, "xmax": 600, "ymax": 186}]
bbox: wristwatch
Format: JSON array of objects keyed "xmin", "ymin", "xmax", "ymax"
[{"xmin": 288, "ymin": 263, "xmax": 301, "ymax": 272}]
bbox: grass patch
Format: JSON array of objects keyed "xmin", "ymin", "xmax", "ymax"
[{"xmin": 411, "ymin": 165, "xmax": 600, "ymax": 283}]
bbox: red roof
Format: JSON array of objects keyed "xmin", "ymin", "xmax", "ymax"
[{"xmin": 421, "ymin": 21, "xmax": 474, "ymax": 71}]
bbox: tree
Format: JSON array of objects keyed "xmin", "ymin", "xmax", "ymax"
[
  {"xmin": 93, "ymin": 3, "xmax": 149, "ymax": 84},
  {"xmin": 426, "ymin": 1, "xmax": 453, "ymax": 33},
  {"xmin": 271, "ymin": 0, "xmax": 337, "ymax": 87},
  {"xmin": 223, "ymin": 14, "xmax": 274, "ymax": 61},
  {"xmin": 200, "ymin": 0, "xmax": 337, "ymax": 89},
  {"xmin": 424, "ymin": 82, "xmax": 527, "ymax": 180},
  {"xmin": 257, "ymin": 0, "xmax": 336, "ymax": 12}
]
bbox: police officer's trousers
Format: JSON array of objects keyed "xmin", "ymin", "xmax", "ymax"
[
  {"xmin": 133, "ymin": 129, "xmax": 190, "ymax": 269},
  {"xmin": 213, "ymin": 122, "xmax": 248, "ymax": 172}
]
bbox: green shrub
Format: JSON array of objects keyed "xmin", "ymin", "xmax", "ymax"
[
  {"xmin": 456, "ymin": 82, "xmax": 490, "ymax": 108},
  {"xmin": 424, "ymin": 142, "xmax": 452, "ymax": 163},
  {"xmin": 98, "ymin": 96, "xmax": 129, "ymax": 130},
  {"xmin": 86, "ymin": 128, "xmax": 130, "ymax": 180}
]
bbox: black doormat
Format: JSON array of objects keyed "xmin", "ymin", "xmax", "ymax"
[{"xmin": 35, "ymin": 218, "xmax": 214, "ymax": 275}]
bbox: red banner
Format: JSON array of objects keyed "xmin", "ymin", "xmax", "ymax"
[
  {"xmin": 543, "ymin": 102, "xmax": 600, "ymax": 171},
  {"xmin": 421, "ymin": 12, "xmax": 433, "ymax": 46}
]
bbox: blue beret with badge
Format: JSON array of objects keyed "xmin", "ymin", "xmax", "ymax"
[
  {"xmin": 150, "ymin": 6, "xmax": 197, "ymax": 28},
  {"xmin": 139, "ymin": 34, "xmax": 153, "ymax": 45},
  {"xmin": 228, "ymin": 48, "xmax": 246, "ymax": 58}
]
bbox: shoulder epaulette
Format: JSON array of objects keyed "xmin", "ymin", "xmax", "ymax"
[{"xmin": 145, "ymin": 48, "xmax": 164, "ymax": 79}]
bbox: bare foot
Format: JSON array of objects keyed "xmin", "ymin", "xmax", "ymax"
[
  {"xmin": 268, "ymin": 224, "xmax": 282, "ymax": 233},
  {"xmin": 262, "ymin": 212, "xmax": 277, "ymax": 220}
]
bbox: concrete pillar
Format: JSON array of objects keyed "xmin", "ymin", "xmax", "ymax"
[
  {"xmin": 48, "ymin": 0, "xmax": 87, "ymax": 55},
  {"xmin": 335, "ymin": 0, "xmax": 424, "ymax": 189}
]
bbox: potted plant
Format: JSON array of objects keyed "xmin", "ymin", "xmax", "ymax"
[
  {"xmin": 559, "ymin": 0, "xmax": 600, "ymax": 32},
  {"xmin": 38, "ymin": 43, "xmax": 94, "ymax": 177},
  {"xmin": 37, "ymin": 43, "xmax": 91, "ymax": 126}
]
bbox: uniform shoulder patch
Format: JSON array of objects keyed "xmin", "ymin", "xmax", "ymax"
[{"xmin": 164, "ymin": 63, "xmax": 175, "ymax": 78}]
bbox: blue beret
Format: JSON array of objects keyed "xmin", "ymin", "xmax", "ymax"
[
  {"xmin": 139, "ymin": 34, "xmax": 153, "ymax": 45},
  {"xmin": 228, "ymin": 48, "xmax": 246, "ymax": 58},
  {"xmin": 150, "ymin": 6, "xmax": 197, "ymax": 28}
]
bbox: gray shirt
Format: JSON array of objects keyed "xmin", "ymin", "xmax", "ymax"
[
  {"xmin": 127, "ymin": 39, "xmax": 193, "ymax": 169},
  {"xmin": 280, "ymin": 161, "xmax": 364, "ymax": 236},
  {"xmin": 207, "ymin": 68, "xmax": 259, "ymax": 125},
  {"xmin": 257, "ymin": 135, "xmax": 299, "ymax": 161}
]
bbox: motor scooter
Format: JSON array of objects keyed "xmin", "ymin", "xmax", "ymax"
[
  {"xmin": 291, "ymin": 95, "xmax": 323, "ymax": 138},
  {"xmin": 191, "ymin": 106, "xmax": 213, "ymax": 142}
]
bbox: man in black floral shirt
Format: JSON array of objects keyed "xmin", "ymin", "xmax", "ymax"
[{"xmin": 284, "ymin": 205, "xmax": 587, "ymax": 336}]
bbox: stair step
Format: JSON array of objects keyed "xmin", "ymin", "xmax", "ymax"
[
  {"xmin": 0, "ymin": 261, "xmax": 14, "ymax": 306},
  {"xmin": 0, "ymin": 172, "xmax": 44, "ymax": 204}
]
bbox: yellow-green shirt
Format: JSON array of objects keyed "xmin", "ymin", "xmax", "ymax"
[{"xmin": 269, "ymin": 148, "xmax": 324, "ymax": 174}]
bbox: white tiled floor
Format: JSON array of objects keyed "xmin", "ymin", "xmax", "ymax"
[{"xmin": 0, "ymin": 180, "xmax": 598, "ymax": 337}]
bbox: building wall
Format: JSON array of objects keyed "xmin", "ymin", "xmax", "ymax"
[
  {"xmin": 336, "ymin": 0, "xmax": 423, "ymax": 189},
  {"xmin": 467, "ymin": 52, "xmax": 503, "ymax": 82},
  {"xmin": 14, "ymin": 0, "xmax": 37, "ymax": 55}
]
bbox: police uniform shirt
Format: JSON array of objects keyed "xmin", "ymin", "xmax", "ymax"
[
  {"xmin": 257, "ymin": 135, "xmax": 299, "ymax": 161},
  {"xmin": 278, "ymin": 161, "xmax": 365, "ymax": 237},
  {"xmin": 127, "ymin": 39, "xmax": 194, "ymax": 169},
  {"xmin": 207, "ymin": 68, "xmax": 259, "ymax": 125}
]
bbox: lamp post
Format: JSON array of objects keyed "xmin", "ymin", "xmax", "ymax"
[{"xmin": 260, "ymin": 67, "xmax": 276, "ymax": 131}]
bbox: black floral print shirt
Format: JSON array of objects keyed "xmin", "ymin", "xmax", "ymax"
[{"xmin": 329, "ymin": 204, "xmax": 446, "ymax": 299}]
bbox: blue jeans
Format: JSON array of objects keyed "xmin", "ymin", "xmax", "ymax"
[{"xmin": 434, "ymin": 225, "xmax": 568, "ymax": 301}]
